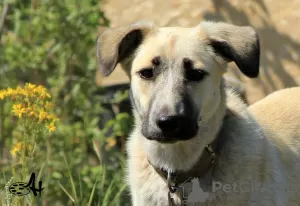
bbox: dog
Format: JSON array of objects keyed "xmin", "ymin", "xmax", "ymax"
[{"xmin": 96, "ymin": 21, "xmax": 300, "ymax": 205}]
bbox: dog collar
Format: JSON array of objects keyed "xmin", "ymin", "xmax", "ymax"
[
  {"xmin": 149, "ymin": 143, "xmax": 217, "ymax": 187},
  {"xmin": 148, "ymin": 143, "xmax": 218, "ymax": 206}
]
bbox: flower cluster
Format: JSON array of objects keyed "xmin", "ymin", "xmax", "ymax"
[
  {"xmin": 0, "ymin": 83, "xmax": 58, "ymax": 132},
  {"xmin": 10, "ymin": 141, "xmax": 34, "ymax": 157},
  {"xmin": 0, "ymin": 83, "xmax": 51, "ymax": 100},
  {"xmin": 10, "ymin": 142, "xmax": 28, "ymax": 157}
]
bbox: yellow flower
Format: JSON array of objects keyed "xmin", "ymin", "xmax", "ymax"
[
  {"xmin": 10, "ymin": 142, "xmax": 23, "ymax": 156},
  {"xmin": 47, "ymin": 113, "xmax": 59, "ymax": 122},
  {"xmin": 3, "ymin": 83, "xmax": 57, "ymax": 122},
  {"xmin": 25, "ymin": 83, "xmax": 36, "ymax": 90},
  {"xmin": 6, "ymin": 88, "xmax": 17, "ymax": 97},
  {"xmin": 0, "ymin": 91, "xmax": 5, "ymax": 100},
  {"xmin": 15, "ymin": 86, "xmax": 22, "ymax": 93},
  {"xmin": 39, "ymin": 111, "xmax": 48, "ymax": 122},
  {"xmin": 12, "ymin": 104, "xmax": 26, "ymax": 118},
  {"xmin": 33, "ymin": 85, "xmax": 43, "ymax": 93},
  {"xmin": 105, "ymin": 137, "xmax": 117, "ymax": 151},
  {"xmin": 32, "ymin": 85, "xmax": 51, "ymax": 99},
  {"xmin": 40, "ymin": 92, "xmax": 51, "ymax": 99},
  {"xmin": 16, "ymin": 86, "xmax": 27, "ymax": 96},
  {"xmin": 46, "ymin": 122, "xmax": 56, "ymax": 132}
]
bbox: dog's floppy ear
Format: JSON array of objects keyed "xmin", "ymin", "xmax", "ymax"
[
  {"xmin": 96, "ymin": 21, "xmax": 155, "ymax": 77},
  {"xmin": 202, "ymin": 22, "xmax": 260, "ymax": 78}
]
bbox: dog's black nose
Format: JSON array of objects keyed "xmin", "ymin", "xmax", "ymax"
[
  {"xmin": 156, "ymin": 115, "xmax": 181, "ymax": 133},
  {"xmin": 156, "ymin": 115, "xmax": 198, "ymax": 140}
]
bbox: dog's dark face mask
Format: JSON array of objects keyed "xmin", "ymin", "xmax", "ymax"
[{"xmin": 131, "ymin": 58, "xmax": 201, "ymax": 143}]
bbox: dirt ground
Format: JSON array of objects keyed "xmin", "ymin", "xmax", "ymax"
[{"xmin": 96, "ymin": 0, "xmax": 300, "ymax": 104}]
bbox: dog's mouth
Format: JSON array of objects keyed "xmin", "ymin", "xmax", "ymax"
[
  {"xmin": 144, "ymin": 125, "xmax": 199, "ymax": 143},
  {"xmin": 155, "ymin": 139, "xmax": 178, "ymax": 144}
]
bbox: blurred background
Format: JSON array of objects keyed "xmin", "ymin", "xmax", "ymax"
[{"xmin": 0, "ymin": 0, "xmax": 299, "ymax": 205}]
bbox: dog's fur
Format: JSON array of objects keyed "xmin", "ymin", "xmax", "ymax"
[{"xmin": 97, "ymin": 21, "xmax": 300, "ymax": 205}]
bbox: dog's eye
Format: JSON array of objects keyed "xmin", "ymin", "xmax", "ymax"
[
  {"xmin": 185, "ymin": 69, "xmax": 208, "ymax": 82},
  {"xmin": 139, "ymin": 68, "xmax": 154, "ymax": 80}
]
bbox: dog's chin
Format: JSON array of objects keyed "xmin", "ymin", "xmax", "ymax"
[{"xmin": 152, "ymin": 138, "xmax": 178, "ymax": 144}]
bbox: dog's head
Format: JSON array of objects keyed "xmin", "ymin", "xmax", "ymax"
[{"xmin": 96, "ymin": 21, "xmax": 259, "ymax": 144}]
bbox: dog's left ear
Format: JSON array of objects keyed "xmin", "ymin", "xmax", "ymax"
[
  {"xmin": 202, "ymin": 22, "xmax": 260, "ymax": 78},
  {"xmin": 96, "ymin": 21, "xmax": 155, "ymax": 77}
]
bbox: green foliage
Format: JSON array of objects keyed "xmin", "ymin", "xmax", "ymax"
[{"xmin": 0, "ymin": 0, "xmax": 131, "ymax": 205}]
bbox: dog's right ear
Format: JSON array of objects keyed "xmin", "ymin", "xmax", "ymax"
[{"xmin": 96, "ymin": 21, "xmax": 155, "ymax": 77}]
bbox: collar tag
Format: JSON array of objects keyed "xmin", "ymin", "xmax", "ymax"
[
  {"xmin": 167, "ymin": 170, "xmax": 185, "ymax": 205},
  {"xmin": 167, "ymin": 170, "xmax": 177, "ymax": 193},
  {"xmin": 205, "ymin": 144, "xmax": 216, "ymax": 164}
]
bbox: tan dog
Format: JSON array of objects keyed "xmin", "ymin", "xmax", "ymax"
[{"xmin": 96, "ymin": 21, "xmax": 300, "ymax": 206}]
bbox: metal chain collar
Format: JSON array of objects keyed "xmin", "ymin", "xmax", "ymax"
[
  {"xmin": 167, "ymin": 170, "xmax": 184, "ymax": 206},
  {"xmin": 167, "ymin": 144, "xmax": 216, "ymax": 206}
]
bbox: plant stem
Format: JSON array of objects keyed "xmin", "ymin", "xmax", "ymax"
[
  {"xmin": 0, "ymin": 3, "xmax": 9, "ymax": 36},
  {"xmin": 0, "ymin": 101, "xmax": 5, "ymax": 158}
]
